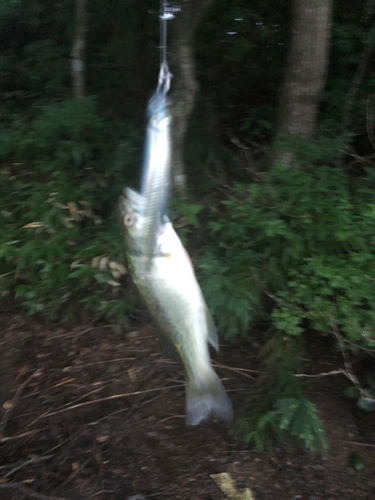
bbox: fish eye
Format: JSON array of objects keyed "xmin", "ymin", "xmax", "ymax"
[{"xmin": 123, "ymin": 214, "xmax": 134, "ymax": 227}]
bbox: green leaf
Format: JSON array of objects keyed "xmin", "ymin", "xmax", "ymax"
[
  {"xmin": 344, "ymin": 386, "xmax": 361, "ymax": 399},
  {"xmin": 348, "ymin": 452, "xmax": 364, "ymax": 470},
  {"xmin": 357, "ymin": 398, "xmax": 375, "ymax": 412}
]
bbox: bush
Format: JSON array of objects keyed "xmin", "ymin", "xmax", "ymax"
[
  {"xmin": 0, "ymin": 97, "xmax": 141, "ymax": 320},
  {"xmin": 200, "ymin": 157, "xmax": 375, "ymax": 349},
  {"xmin": 195, "ymin": 139, "xmax": 375, "ymax": 451}
]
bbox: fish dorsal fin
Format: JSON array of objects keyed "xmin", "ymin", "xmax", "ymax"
[{"xmin": 206, "ymin": 305, "xmax": 219, "ymax": 352}]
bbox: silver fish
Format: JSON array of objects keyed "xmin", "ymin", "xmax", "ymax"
[
  {"xmin": 119, "ymin": 188, "xmax": 233, "ymax": 426},
  {"xmin": 139, "ymin": 65, "xmax": 172, "ymax": 266}
]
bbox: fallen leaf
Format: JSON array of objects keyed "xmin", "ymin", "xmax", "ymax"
[
  {"xmin": 51, "ymin": 378, "xmax": 76, "ymax": 389},
  {"xmin": 22, "ymin": 222, "xmax": 43, "ymax": 228},
  {"xmin": 109, "ymin": 260, "xmax": 127, "ymax": 278},
  {"xmin": 68, "ymin": 201, "xmax": 79, "ymax": 220},
  {"xmin": 106, "ymin": 279, "xmax": 120, "ymax": 287},
  {"xmin": 72, "ymin": 462, "xmax": 80, "ymax": 471},
  {"xmin": 91, "ymin": 256, "xmax": 102, "ymax": 268},
  {"xmin": 16, "ymin": 365, "xmax": 29, "ymax": 382},
  {"xmin": 63, "ymin": 218, "xmax": 74, "ymax": 228},
  {"xmin": 128, "ymin": 368, "xmax": 138, "ymax": 382},
  {"xmin": 99, "ymin": 256, "xmax": 109, "ymax": 271},
  {"xmin": 96, "ymin": 435, "xmax": 109, "ymax": 443},
  {"xmin": 210, "ymin": 472, "xmax": 254, "ymax": 500}
]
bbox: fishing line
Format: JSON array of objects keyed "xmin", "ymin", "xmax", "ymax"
[
  {"xmin": 157, "ymin": 0, "xmax": 172, "ymax": 95},
  {"xmin": 160, "ymin": 0, "xmax": 168, "ymax": 65}
]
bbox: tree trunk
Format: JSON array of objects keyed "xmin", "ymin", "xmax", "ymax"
[
  {"xmin": 71, "ymin": 0, "xmax": 88, "ymax": 99},
  {"xmin": 276, "ymin": 0, "xmax": 333, "ymax": 140},
  {"xmin": 171, "ymin": 0, "xmax": 214, "ymax": 193},
  {"xmin": 341, "ymin": 4, "xmax": 375, "ymax": 133}
]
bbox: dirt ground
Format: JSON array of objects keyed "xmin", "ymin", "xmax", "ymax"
[{"xmin": 0, "ymin": 308, "xmax": 374, "ymax": 500}]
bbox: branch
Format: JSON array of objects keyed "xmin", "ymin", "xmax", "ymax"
[
  {"xmin": 0, "ymin": 369, "xmax": 42, "ymax": 439},
  {"xmin": 329, "ymin": 317, "xmax": 375, "ymax": 402},
  {"xmin": 295, "ymin": 369, "xmax": 345, "ymax": 378},
  {"xmin": 0, "ymin": 482, "xmax": 72, "ymax": 500},
  {"xmin": 29, "ymin": 384, "xmax": 183, "ymax": 422},
  {"xmin": 1, "ymin": 455, "xmax": 53, "ymax": 480}
]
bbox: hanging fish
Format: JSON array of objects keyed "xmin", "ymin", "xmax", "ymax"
[
  {"xmin": 139, "ymin": 62, "xmax": 172, "ymax": 268},
  {"xmin": 119, "ymin": 188, "xmax": 233, "ymax": 425}
]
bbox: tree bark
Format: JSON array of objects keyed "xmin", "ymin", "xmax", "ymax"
[
  {"xmin": 71, "ymin": 0, "xmax": 88, "ymax": 99},
  {"xmin": 341, "ymin": 0, "xmax": 375, "ymax": 134},
  {"xmin": 170, "ymin": 0, "xmax": 214, "ymax": 193},
  {"xmin": 276, "ymin": 0, "xmax": 333, "ymax": 140}
]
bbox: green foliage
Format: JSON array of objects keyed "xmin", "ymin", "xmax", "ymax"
[
  {"xmin": 349, "ymin": 452, "xmax": 364, "ymax": 470},
  {"xmin": 0, "ymin": 167, "xmax": 131, "ymax": 319},
  {"xmin": 199, "ymin": 139, "xmax": 375, "ymax": 351},
  {"xmin": 233, "ymin": 333, "xmax": 327, "ymax": 453},
  {"xmin": 0, "ymin": 97, "xmax": 141, "ymax": 320},
  {"xmin": 235, "ymin": 398, "xmax": 327, "ymax": 453},
  {"xmin": 344, "ymin": 377, "xmax": 375, "ymax": 412},
  {"xmin": 0, "ymin": 0, "xmax": 374, "ymax": 458},
  {"xmin": 197, "ymin": 137, "xmax": 374, "ymax": 451},
  {"xmin": 199, "ymin": 251, "xmax": 262, "ymax": 338}
]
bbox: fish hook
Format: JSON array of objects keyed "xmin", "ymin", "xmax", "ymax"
[
  {"xmin": 157, "ymin": 60, "xmax": 172, "ymax": 95},
  {"xmin": 158, "ymin": 0, "xmax": 172, "ymax": 95}
]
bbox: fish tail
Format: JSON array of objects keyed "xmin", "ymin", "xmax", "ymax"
[{"xmin": 185, "ymin": 372, "xmax": 233, "ymax": 426}]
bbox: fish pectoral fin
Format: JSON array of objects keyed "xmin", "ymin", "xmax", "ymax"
[
  {"xmin": 154, "ymin": 326, "xmax": 181, "ymax": 362},
  {"xmin": 157, "ymin": 222, "xmax": 175, "ymax": 256},
  {"xmin": 206, "ymin": 305, "xmax": 219, "ymax": 352}
]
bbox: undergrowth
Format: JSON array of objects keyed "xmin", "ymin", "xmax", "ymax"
[
  {"xmin": 0, "ymin": 97, "xmax": 141, "ymax": 320},
  {"xmin": 1, "ymin": 111, "xmax": 374, "ymax": 453},
  {"xmin": 193, "ymin": 137, "xmax": 375, "ymax": 452}
]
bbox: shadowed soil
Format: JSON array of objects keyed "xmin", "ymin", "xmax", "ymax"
[{"xmin": 0, "ymin": 309, "xmax": 374, "ymax": 500}]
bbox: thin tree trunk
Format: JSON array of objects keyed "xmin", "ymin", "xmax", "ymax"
[
  {"xmin": 171, "ymin": 0, "xmax": 214, "ymax": 192},
  {"xmin": 276, "ymin": 0, "xmax": 332, "ymax": 140},
  {"xmin": 341, "ymin": 16, "xmax": 375, "ymax": 133},
  {"xmin": 71, "ymin": 0, "xmax": 88, "ymax": 99}
]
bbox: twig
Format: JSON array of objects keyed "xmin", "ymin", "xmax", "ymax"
[
  {"xmin": 87, "ymin": 392, "xmax": 164, "ymax": 426},
  {"xmin": 32, "ymin": 384, "xmax": 184, "ymax": 420},
  {"xmin": 0, "ymin": 368, "xmax": 42, "ymax": 439},
  {"xmin": 53, "ymin": 457, "xmax": 92, "ymax": 494},
  {"xmin": 212, "ymin": 361, "xmax": 259, "ymax": 379},
  {"xmin": 1, "ymin": 455, "xmax": 53, "ymax": 479},
  {"xmin": 87, "ymin": 407, "xmax": 130, "ymax": 426},
  {"xmin": 329, "ymin": 317, "xmax": 375, "ymax": 402},
  {"xmin": 250, "ymin": 267, "xmax": 305, "ymax": 312},
  {"xmin": 342, "ymin": 440, "xmax": 375, "ymax": 448},
  {"xmin": 44, "ymin": 324, "xmax": 100, "ymax": 342},
  {"xmin": 0, "ymin": 482, "xmax": 72, "ymax": 500},
  {"xmin": 87, "ymin": 491, "xmax": 116, "ymax": 499},
  {"xmin": 62, "ymin": 357, "xmax": 136, "ymax": 371},
  {"xmin": 0, "ymin": 429, "xmax": 41, "ymax": 443},
  {"xmin": 295, "ymin": 369, "xmax": 345, "ymax": 378},
  {"xmin": 341, "ymin": 333, "xmax": 375, "ymax": 353},
  {"xmin": 156, "ymin": 415, "xmax": 185, "ymax": 425}
]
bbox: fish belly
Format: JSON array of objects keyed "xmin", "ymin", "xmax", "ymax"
[{"xmin": 131, "ymin": 236, "xmax": 233, "ymax": 425}]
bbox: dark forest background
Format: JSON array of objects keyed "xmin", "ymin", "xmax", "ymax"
[{"xmin": 0, "ymin": 0, "xmax": 374, "ymax": 450}]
